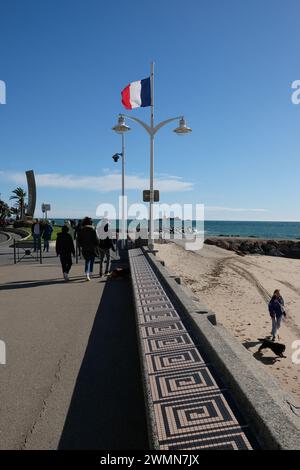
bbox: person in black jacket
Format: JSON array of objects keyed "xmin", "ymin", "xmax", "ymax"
[
  {"xmin": 56, "ymin": 225, "xmax": 75, "ymax": 281},
  {"xmin": 99, "ymin": 223, "xmax": 115, "ymax": 277},
  {"xmin": 42, "ymin": 221, "xmax": 53, "ymax": 252},
  {"xmin": 31, "ymin": 219, "xmax": 44, "ymax": 252},
  {"xmin": 77, "ymin": 217, "xmax": 99, "ymax": 281},
  {"xmin": 74, "ymin": 220, "xmax": 82, "ymax": 257}
]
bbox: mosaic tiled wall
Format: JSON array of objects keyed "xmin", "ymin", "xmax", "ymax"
[{"xmin": 129, "ymin": 249, "xmax": 253, "ymax": 450}]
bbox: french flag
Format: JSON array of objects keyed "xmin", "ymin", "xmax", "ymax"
[{"xmin": 121, "ymin": 77, "xmax": 151, "ymax": 109}]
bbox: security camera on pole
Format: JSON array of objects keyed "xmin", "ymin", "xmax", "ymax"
[
  {"xmin": 112, "ymin": 117, "xmax": 130, "ymax": 249},
  {"xmin": 113, "ymin": 62, "xmax": 192, "ymax": 251}
]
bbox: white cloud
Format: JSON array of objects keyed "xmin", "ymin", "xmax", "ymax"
[
  {"xmin": 0, "ymin": 171, "xmax": 193, "ymax": 193},
  {"xmin": 206, "ymin": 206, "xmax": 268, "ymax": 213}
]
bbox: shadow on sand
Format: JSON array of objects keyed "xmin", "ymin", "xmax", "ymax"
[
  {"xmin": 243, "ymin": 338, "xmax": 284, "ymax": 365},
  {"xmin": 253, "ymin": 350, "xmax": 281, "ymax": 365},
  {"xmin": 242, "ymin": 340, "xmax": 262, "ymax": 349},
  {"xmin": 58, "ymin": 260, "xmax": 148, "ymax": 450}
]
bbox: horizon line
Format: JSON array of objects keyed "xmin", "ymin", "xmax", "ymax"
[{"xmin": 39, "ymin": 217, "xmax": 300, "ymax": 223}]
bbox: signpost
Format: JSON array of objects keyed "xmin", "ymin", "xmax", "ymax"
[
  {"xmin": 143, "ymin": 190, "xmax": 159, "ymax": 203},
  {"xmin": 41, "ymin": 203, "xmax": 51, "ymax": 219}
]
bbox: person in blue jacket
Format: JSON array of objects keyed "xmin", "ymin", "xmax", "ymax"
[{"xmin": 268, "ymin": 289, "xmax": 286, "ymax": 341}]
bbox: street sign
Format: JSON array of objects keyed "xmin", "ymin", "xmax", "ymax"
[
  {"xmin": 41, "ymin": 203, "xmax": 51, "ymax": 213},
  {"xmin": 143, "ymin": 190, "xmax": 159, "ymax": 202}
]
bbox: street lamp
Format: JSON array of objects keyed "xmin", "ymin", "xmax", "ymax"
[
  {"xmin": 112, "ymin": 116, "xmax": 131, "ymax": 248},
  {"xmin": 112, "ymin": 115, "xmax": 131, "ymax": 134},
  {"xmin": 173, "ymin": 117, "xmax": 192, "ymax": 135},
  {"xmin": 115, "ymin": 112, "xmax": 192, "ymax": 250},
  {"xmin": 115, "ymin": 63, "xmax": 192, "ymax": 251}
]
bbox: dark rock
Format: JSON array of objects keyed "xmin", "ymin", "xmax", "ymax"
[
  {"xmin": 268, "ymin": 248, "xmax": 284, "ymax": 257},
  {"xmin": 205, "ymin": 238, "xmax": 215, "ymax": 246},
  {"xmin": 204, "ymin": 237, "xmax": 300, "ymax": 259}
]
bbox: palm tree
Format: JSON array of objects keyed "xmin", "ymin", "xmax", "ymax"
[
  {"xmin": 0, "ymin": 199, "xmax": 11, "ymax": 221},
  {"xmin": 10, "ymin": 187, "xmax": 27, "ymax": 219}
]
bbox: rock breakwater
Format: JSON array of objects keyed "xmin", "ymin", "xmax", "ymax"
[{"xmin": 205, "ymin": 237, "xmax": 300, "ymax": 258}]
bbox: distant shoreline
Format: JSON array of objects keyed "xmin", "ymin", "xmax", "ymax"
[{"xmin": 49, "ymin": 218, "xmax": 300, "ymax": 240}]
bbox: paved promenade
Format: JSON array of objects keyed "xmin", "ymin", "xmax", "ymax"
[{"xmin": 0, "ymin": 247, "xmax": 148, "ymax": 449}]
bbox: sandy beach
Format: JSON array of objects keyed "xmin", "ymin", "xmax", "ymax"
[{"xmin": 154, "ymin": 241, "xmax": 300, "ymax": 405}]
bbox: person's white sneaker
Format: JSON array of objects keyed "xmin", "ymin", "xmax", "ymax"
[{"xmin": 86, "ymin": 274, "xmax": 91, "ymax": 281}]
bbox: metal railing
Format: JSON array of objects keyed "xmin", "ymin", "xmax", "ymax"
[{"xmin": 13, "ymin": 239, "xmax": 42, "ymax": 264}]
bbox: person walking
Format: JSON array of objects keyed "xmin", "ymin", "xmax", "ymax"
[
  {"xmin": 56, "ymin": 225, "xmax": 75, "ymax": 281},
  {"xmin": 31, "ymin": 219, "xmax": 43, "ymax": 252},
  {"xmin": 77, "ymin": 217, "xmax": 99, "ymax": 281},
  {"xmin": 268, "ymin": 289, "xmax": 286, "ymax": 341},
  {"xmin": 64, "ymin": 219, "xmax": 75, "ymax": 240},
  {"xmin": 74, "ymin": 220, "xmax": 82, "ymax": 257},
  {"xmin": 99, "ymin": 223, "xmax": 115, "ymax": 277},
  {"xmin": 42, "ymin": 221, "xmax": 53, "ymax": 252}
]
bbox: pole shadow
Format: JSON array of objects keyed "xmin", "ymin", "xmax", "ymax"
[
  {"xmin": 58, "ymin": 260, "xmax": 148, "ymax": 450},
  {"xmin": 0, "ymin": 278, "xmax": 66, "ymax": 290}
]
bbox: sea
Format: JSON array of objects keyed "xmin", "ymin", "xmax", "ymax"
[{"xmin": 50, "ymin": 219, "xmax": 300, "ymax": 240}]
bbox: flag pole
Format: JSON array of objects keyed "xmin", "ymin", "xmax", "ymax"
[
  {"xmin": 149, "ymin": 61, "xmax": 155, "ymax": 250},
  {"xmin": 121, "ymin": 132, "xmax": 125, "ymax": 249}
]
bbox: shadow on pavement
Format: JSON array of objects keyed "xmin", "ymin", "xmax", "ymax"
[
  {"xmin": 0, "ymin": 274, "xmax": 96, "ymax": 290},
  {"xmin": 58, "ymin": 260, "xmax": 149, "ymax": 450},
  {"xmin": 0, "ymin": 279, "xmax": 67, "ymax": 290}
]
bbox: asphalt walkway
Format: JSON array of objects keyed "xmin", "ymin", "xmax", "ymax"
[{"xmin": 0, "ymin": 249, "xmax": 148, "ymax": 449}]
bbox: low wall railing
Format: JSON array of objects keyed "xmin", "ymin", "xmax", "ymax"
[{"xmin": 128, "ymin": 248, "xmax": 255, "ymax": 450}]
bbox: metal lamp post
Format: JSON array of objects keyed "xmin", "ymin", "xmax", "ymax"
[
  {"xmin": 112, "ymin": 116, "xmax": 131, "ymax": 248},
  {"xmin": 114, "ymin": 63, "xmax": 192, "ymax": 250}
]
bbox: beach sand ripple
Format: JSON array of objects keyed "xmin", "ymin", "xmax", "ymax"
[{"xmin": 155, "ymin": 242, "xmax": 300, "ymax": 405}]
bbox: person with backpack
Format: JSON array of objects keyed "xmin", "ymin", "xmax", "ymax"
[
  {"xmin": 99, "ymin": 223, "xmax": 115, "ymax": 277},
  {"xmin": 56, "ymin": 225, "xmax": 75, "ymax": 281},
  {"xmin": 77, "ymin": 217, "xmax": 99, "ymax": 281}
]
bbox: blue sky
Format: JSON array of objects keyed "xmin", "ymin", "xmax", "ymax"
[{"xmin": 0, "ymin": 0, "xmax": 300, "ymax": 220}]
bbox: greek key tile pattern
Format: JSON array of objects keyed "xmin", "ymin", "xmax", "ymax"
[
  {"xmin": 129, "ymin": 249, "xmax": 253, "ymax": 450},
  {"xmin": 142, "ymin": 332, "xmax": 194, "ymax": 353},
  {"xmin": 140, "ymin": 321, "xmax": 185, "ymax": 338},
  {"xmin": 159, "ymin": 429, "xmax": 252, "ymax": 450},
  {"xmin": 148, "ymin": 366, "xmax": 219, "ymax": 401}
]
